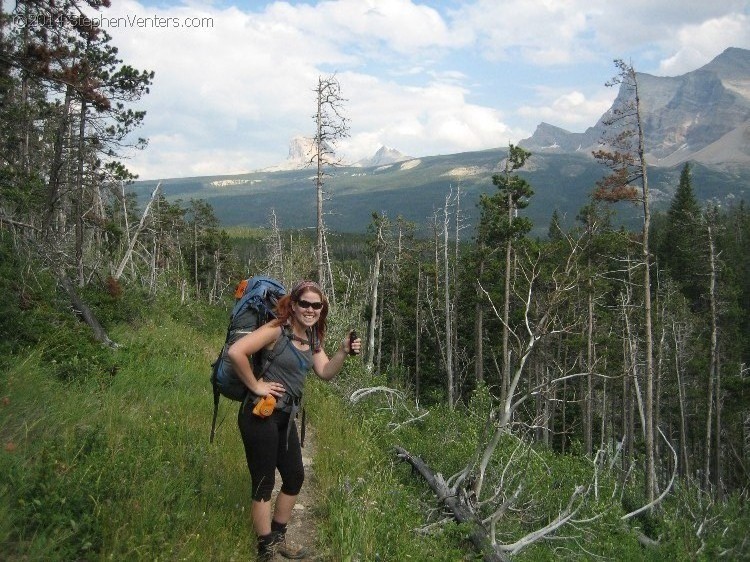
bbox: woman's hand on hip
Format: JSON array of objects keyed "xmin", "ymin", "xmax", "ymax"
[{"xmin": 252, "ymin": 379, "xmax": 285, "ymax": 398}]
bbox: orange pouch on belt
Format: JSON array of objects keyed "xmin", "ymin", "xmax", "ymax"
[{"xmin": 252, "ymin": 395, "xmax": 276, "ymax": 418}]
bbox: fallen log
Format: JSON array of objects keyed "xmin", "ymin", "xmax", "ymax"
[
  {"xmin": 395, "ymin": 446, "xmax": 510, "ymax": 562},
  {"xmin": 59, "ymin": 275, "xmax": 119, "ymax": 348}
]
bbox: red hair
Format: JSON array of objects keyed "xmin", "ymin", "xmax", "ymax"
[{"xmin": 272, "ymin": 281, "xmax": 328, "ymax": 346}]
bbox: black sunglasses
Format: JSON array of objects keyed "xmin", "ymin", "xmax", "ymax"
[{"xmin": 296, "ymin": 299, "xmax": 324, "ymax": 310}]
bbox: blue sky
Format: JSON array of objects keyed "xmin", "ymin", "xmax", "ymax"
[{"xmin": 88, "ymin": 0, "xmax": 750, "ymax": 180}]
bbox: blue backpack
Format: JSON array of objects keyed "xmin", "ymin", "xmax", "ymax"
[{"xmin": 210, "ymin": 276, "xmax": 286, "ymax": 442}]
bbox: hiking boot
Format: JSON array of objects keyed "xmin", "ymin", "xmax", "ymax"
[
  {"xmin": 257, "ymin": 533, "xmax": 279, "ymax": 561},
  {"xmin": 272, "ymin": 532, "xmax": 307, "ymax": 560},
  {"xmin": 257, "ymin": 547, "xmax": 277, "ymax": 562}
]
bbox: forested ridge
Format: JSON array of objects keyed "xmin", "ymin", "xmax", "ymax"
[{"xmin": 2, "ymin": 2, "xmax": 750, "ymax": 560}]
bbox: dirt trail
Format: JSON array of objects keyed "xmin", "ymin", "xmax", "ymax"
[{"xmin": 271, "ymin": 422, "xmax": 321, "ymax": 560}]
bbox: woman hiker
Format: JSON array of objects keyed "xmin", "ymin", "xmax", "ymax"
[{"xmin": 227, "ymin": 280, "xmax": 361, "ymax": 560}]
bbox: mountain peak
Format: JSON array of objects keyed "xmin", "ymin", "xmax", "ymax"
[
  {"xmin": 519, "ymin": 122, "xmax": 597, "ymax": 154},
  {"xmin": 355, "ymin": 145, "xmax": 412, "ymax": 167},
  {"xmin": 263, "ymin": 140, "xmax": 412, "ymax": 171},
  {"xmin": 262, "ymin": 136, "xmax": 335, "ymax": 172},
  {"xmin": 702, "ymin": 47, "xmax": 750, "ymax": 81},
  {"xmin": 519, "ymin": 47, "xmax": 750, "ymax": 168}
]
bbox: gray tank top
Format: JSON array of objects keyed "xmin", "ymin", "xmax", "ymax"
[{"xmin": 261, "ymin": 329, "xmax": 314, "ymax": 401}]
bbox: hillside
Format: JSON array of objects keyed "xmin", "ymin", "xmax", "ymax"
[
  {"xmin": 131, "ymin": 150, "xmax": 748, "ymax": 235},
  {"xmin": 130, "ymin": 48, "xmax": 750, "ymax": 235}
]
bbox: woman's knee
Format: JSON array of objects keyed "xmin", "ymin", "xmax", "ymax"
[
  {"xmin": 252, "ymin": 471, "xmax": 278, "ymax": 501},
  {"xmin": 279, "ymin": 467, "xmax": 304, "ymax": 496}
]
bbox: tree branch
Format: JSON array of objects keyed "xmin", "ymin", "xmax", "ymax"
[
  {"xmin": 395, "ymin": 446, "xmax": 510, "ymax": 562},
  {"xmin": 621, "ymin": 427, "xmax": 678, "ymax": 521},
  {"xmin": 113, "ymin": 182, "xmax": 160, "ymax": 280},
  {"xmin": 495, "ymin": 485, "xmax": 587, "ymax": 554}
]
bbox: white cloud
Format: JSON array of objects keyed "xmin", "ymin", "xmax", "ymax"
[
  {"xmin": 292, "ymin": 0, "xmax": 463, "ymax": 54},
  {"xmin": 451, "ymin": 0, "xmax": 599, "ymax": 64},
  {"xmin": 585, "ymin": 2, "xmax": 750, "ymax": 74},
  {"xmin": 335, "ymin": 73, "xmax": 518, "ymax": 161},
  {"xmin": 517, "ymin": 88, "xmax": 616, "ymax": 132},
  {"xmin": 105, "ymin": 0, "xmax": 516, "ymax": 177},
  {"xmin": 91, "ymin": 0, "xmax": 750, "ymax": 179},
  {"xmin": 453, "ymin": 0, "xmax": 750, "ymax": 72},
  {"xmin": 658, "ymin": 15, "xmax": 750, "ymax": 75}
]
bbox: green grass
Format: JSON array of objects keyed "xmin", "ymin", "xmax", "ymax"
[
  {"xmin": 321, "ymin": 380, "xmax": 750, "ymax": 561},
  {"xmin": 306, "ymin": 377, "xmax": 472, "ymax": 561},
  {"xmin": 0, "ymin": 293, "xmax": 468, "ymax": 561},
  {"xmin": 0, "ymin": 311, "xmax": 257, "ymax": 561},
  {"xmin": 2, "ymin": 292, "xmax": 748, "ymax": 561}
]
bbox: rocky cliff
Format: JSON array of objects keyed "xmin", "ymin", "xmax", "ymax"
[{"xmin": 520, "ymin": 48, "xmax": 750, "ymax": 170}]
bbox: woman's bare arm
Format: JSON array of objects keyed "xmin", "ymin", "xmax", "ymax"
[{"xmin": 227, "ymin": 323, "xmax": 286, "ymax": 397}]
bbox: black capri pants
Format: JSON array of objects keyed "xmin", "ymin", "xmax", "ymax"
[{"xmin": 238, "ymin": 406, "xmax": 304, "ymax": 501}]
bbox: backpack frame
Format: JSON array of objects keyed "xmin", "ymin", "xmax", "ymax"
[{"xmin": 210, "ymin": 276, "xmax": 286, "ymax": 442}]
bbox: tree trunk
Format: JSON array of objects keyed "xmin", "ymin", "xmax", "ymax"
[
  {"xmin": 415, "ymin": 266, "xmax": 422, "ymax": 401},
  {"xmin": 716, "ymin": 357, "xmax": 723, "ymax": 500},
  {"xmin": 75, "ymin": 98, "xmax": 87, "ymax": 286},
  {"xmin": 193, "ymin": 220, "xmax": 199, "ymax": 299},
  {"xmin": 634, "ymin": 75, "xmax": 656, "ymax": 505},
  {"xmin": 475, "ymin": 261, "xmax": 485, "ymax": 384},
  {"xmin": 704, "ymin": 220, "xmax": 719, "ymax": 493},
  {"xmin": 395, "ymin": 447, "xmax": 510, "ymax": 562},
  {"xmin": 366, "ymin": 250, "xmax": 381, "ymax": 371},
  {"xmin": 323, "ymin": 229, "xmax": 336, "ymax": 306},
  {"xmin": 585, "ymin": 284, "xmax": 594, "ymax": 455},
  {"xmin": 673, "ymin": 321, "xmax": 691, "ymax": 478},
  {"xmin": 444, "ymin": 198, "xmax": 454, "ymax": 408},
  {"xmin": 622, "ymin": 301, "xmax": 633, "ymax": 477},
  {"xmin": 376, "ymin": 280, "xmax": 384, "ymax": 376},
  {"xmin": 59, "ymin": 275, "xmax": 117, "ymax": 348},
  {"xmin": 501, "ymin": 234, "xmax": 511, "ymax": 408},
  {"xmin": 535, "ymin": 358, "xmax": 544, "ymax": 442},
  {"xmin": 562, "ymin": 376, "xmax": 567, "ymax": 454},
  {"xmin": 655, "ymin": 296, "xmax": 667, "ymax": 489},
  {"xmin": 315, "ymin": 77, "xmax": 324, "ymax": 285},
  {"xmin": 46, "ymin": 85, "xmax": 74, "ymax": 237},
  {"xmin": 113, "ymin": 184, "xmax": 160, "ymax": 281},
  {"xmin": 543, "ymin": 363, "xmax": 551, "ymax": 447}
]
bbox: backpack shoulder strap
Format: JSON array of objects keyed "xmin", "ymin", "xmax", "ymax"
[
  {"xmin": 257, "ymin": 325, "xmax": 290, "ymax": 378},
  {"xmin": 308, "ymin": 327, "xmax": 321, "ymax": 353}
]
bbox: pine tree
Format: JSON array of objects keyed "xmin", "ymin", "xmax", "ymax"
[
  {"xmin": 478, "ymin": 144, "xmax": 533, "ymax": 403},
  {"xmin": 548, "ymin": 208, "xmax": 564, "ymax": 241},
  {"xmin": 658, "ymin": 163, "xmax": 704, "ymax": 310}
]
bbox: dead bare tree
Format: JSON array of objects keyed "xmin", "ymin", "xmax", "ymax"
[
  {"xmin": 704, "ymin": 207, "xmax": 721, "ymax": 494},
  {"xmin": 311, "ymin": 74, "xmax": 349, "ymax": 288},
  {"xmin": 391, "ymin": 233, "xmax": 590, "ymax": 559},
  {"xmin": 366, "ymin": 212, "xmax": 389, "ymax": 371},
  {"xmin": 593, "ymin": 58, "xmax": 656, "ymax": 504},
  {"xmin": 396, "ymin": 440, "xmax": 590, "ymax": 561},
  {"xmin": 264, "ymin": 209, "xmax": 284, "ymax": 279},
  {"xmin": 472, "ymin": 236, "xmax": 582, "ymax": 498},
  {"xmin": 416, "ymin": 265, "xmax": 423, "ymax": 401},
  {"xmin": 113, "ymin": 182, "xmax": 160, "ymax": 281},
  {"xmin": 443, "ymin": 189, "xmax": 455, "ymax": 407},
  {"xmin": 622, "ymin": 427, "xmax": 678, "ymax": 520}
]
